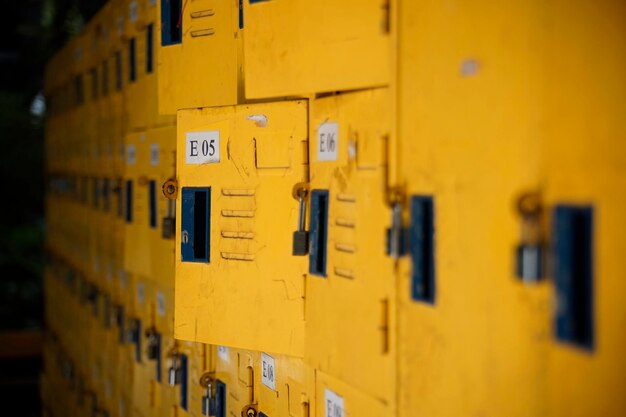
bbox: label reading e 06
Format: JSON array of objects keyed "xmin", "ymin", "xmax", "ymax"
[
  {"xmin": 217, "ymin": 346, "xmax": 229, "ymax": 362},
  {"xmin": 324, "ymin": 389, "xmax": 344, "ymax": 417},
  {"xmin": 261, "ymin": 353, "xmax": 276, "ymax": 391},
  {"xmin": 150, "ymin": 143, "xmax": 159, "ymax": 166},
  {"xmin": 186, "ymin": 131, "xmax": 220, "ymax": 164},
  {"xmin": 318, "ymin": 122, "xmax": 339, "ymax": 162}
]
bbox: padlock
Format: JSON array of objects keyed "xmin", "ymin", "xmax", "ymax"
[
  {"xmin": 292, "ymin": 188, "xmax": 309, "ymax": 256},
  {"xmin": 515, "ymin": 192, "xmax": 544, "ymax": 282},
  {"xmin": 162, "ymin": 216, "xmax": 175, "ymax": 239},
  {"xmin": 386, "ymin": 201, "xmax": 408, "ymax": 258},
  {"xmin": 145, "ymin": 328, "xmax": 160, "ymax": 360},
  {"xmin": 168, "ymin": 354, "xmax": 181, "ymax": 386}
]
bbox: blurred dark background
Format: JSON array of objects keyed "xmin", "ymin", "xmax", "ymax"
[{"xmin": 0, "ymin": 0, "xmax": 104, "ymax": 414}]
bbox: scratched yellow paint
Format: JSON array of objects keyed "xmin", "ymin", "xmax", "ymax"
[
  {"xmin": 175, "ymin": 101, "xmax": 308, "ymax": 357},
  {"xmin": 243, "ymin": 0, "xmax": 391, "ymax": 99},
  {"xmin": 157, "ymin": 0, "xmax": 244, "ymax": 114}
]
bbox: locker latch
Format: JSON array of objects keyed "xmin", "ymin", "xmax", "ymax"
[
  {"xmin": 515, "ymin": 192, "xmax": 544, "ymax": 282},
  {"xmin": 162, "ymin": 178, "xmax": 177, "ymax": 239},
  {"xmin": 200, "ymin": 372, "xmax": 216, "ymax": 416},
  {"xmin": 145, "ymin": 327, "xmax": 160, "ymax": 360},
  {"xmin": 167, "ymin": 348, "xmax": 182, "ymax": 386},
  {"xmin": 386, "ymin": 196, "xmax": 409, "ymax": 258},
  {"xmin": 292, "ymin": 183, "xmax": 310, "ymax": 256}
]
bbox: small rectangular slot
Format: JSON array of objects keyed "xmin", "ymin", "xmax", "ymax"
[
  {"xmin": 309, "ymin": 189, "xmax": 329, "ymax": 277},
  {"xmin": 90, "ymin": 67, "xmax": 98, "ymax": 100},
  {"xmin": 215, "ymin": 380, "xmax": 226, "ymax": 417},
  {"xmin": 125, "ymin": 180, "xmax": 133, "ymax": 223},
  {"xmin": 116, "ymin": 178, "xmax": 123, "ymax": 218},
  {"xmin": 161, "ymin": 0, "xmax": 182, "ymax": 46},
  {"xmin": 115, "ymin": 51, "xmax": 122, "ymax": 91},
  {"xmin": 128, "ymin": 38, "xmax": 136, "ymax": 82},
  {"xmin": 410, "ymin": 196, "xmax": 435, "ymax": 303},
  {"xmin": 102, "ymin": 178, "xmax": 110, "ymax": 213},
  {"xmin": 74, "ymin": 74, "xmax": 84, "ymax": 105},
  {"xmin": 101, "ymin": 60, "xmax": 109, "ymax": 96},
  {"xmin": 155, "ymin": 332, "xmax": 162, "ymax": 382},
  {"xmin": 134, "ymin": 319, "xmax": 142, "ymax": 362},
  {"xmin": 554, "ymin": 205, "xmax": 594, "ymax": 349},
  {"xmin": 92, "ymin": 177, "xmax": 100, "ymax": 209},
  {"xmin": 146, "ymin": 23, "xmax": 154, "ymax": 73},
  {"xmin": 181, "ymin": 187, "xmax": 211, "ymax": 262},
  {"xmin": 180, "ymin": 353, "xmax": 188, "ymax": 410},
  {"xmin": 149, "ymin": 180, "xmax": 157, "ymax": 229}
]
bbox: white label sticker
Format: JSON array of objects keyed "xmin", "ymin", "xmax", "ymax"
[
  {"xmin": 324, "ymin": 389, "xmax": 344, "ymax": 417},
  {"xmin": 261, "ymin": 353, "xmax": 276, "ymax": 391},
  {"xmin": 136, "ymin": 282, "xmax": 144, "ymax": 304},
  {"xmin": 317, "ymin": 122, "xmax": 339, "ymax": 161},
  {"xmin": 185, "ymin": 131, "xmax": 220, "ymax": 164},
  {"xmin": 156, "ymin": 291, "xmax": 165, "ymax": 317},
  {"xmin": 150, "ymin": 143, "xmax": 159, "ymax": 166},
  {"xmin": 126, "ymin": 144, "xmax": 136, "ymax": 165},
  {"xmin": 217, "ymin": 346, "xmax": 229, "ymax": 362},
  {"xmin": 129, "ymin": 1, "xmax": 138, "ymax": 22}
]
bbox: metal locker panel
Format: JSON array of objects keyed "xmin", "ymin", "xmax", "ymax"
[
  {"xmin": 306, "ymin": 88, "xmax": 395, "ymax": 404},
  {"xmin": 396, "ymin": 1, "xmax": 548, "ymax": 416},
  {"xmin": 175, "ymin": 101, "xmax": 308, "ymax": 357},
  {"xmin": 244, "ymin": 0, "xmax": 391, "ymax": 99},
  {"xmin": 541, "ymin": 2, "xmax": 626, "ymax": 415},
  {"xmin": 157, "ymin": 0, "xmax": 243, "ymax": 113}
]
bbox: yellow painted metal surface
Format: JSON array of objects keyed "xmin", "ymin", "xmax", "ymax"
[
  {"xmin": 43, "ymin": 1, "xmax": 626, "ymax": 416},
  {"xmin": 157, "ymin": 0, "xmax": 243, "ymax": 113},
  {"xmin": 175, "ymin": 101, "xmax": 308, "ymax": 356},
  {"xmin": 306, "ymin": 88, "xmax": 396, "ymax": 406},
  {"xmin": 243, "ymin": 0, "xmax": 390, "ymax": 98}
]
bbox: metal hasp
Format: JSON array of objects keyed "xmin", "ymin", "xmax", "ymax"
[
  {"xmin": 515, "ymin": 192, "xmax": 544, "ymax": 282},
  {"xmin": 144, "ymin": 327, "xmax": 162, "ymax": 381},
  {"xmin": 386, "ymin": 201, "xmax": 408, "ymax": 258},
  {"xmin": 200, "ymin": 373, "xmax": 226, "ymax": 417},
  {"xmin": 167, "ymin": 351, "xmax": 182, "ymax": 387},
  {"xmin": 292, "ymin": 185, "xmax": 309, "ymax": 256}
]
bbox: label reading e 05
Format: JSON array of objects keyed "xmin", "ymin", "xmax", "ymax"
[
  {"xmin": 126, "ymin": 144, "xmax": 136, "ymax": 165},
  {"xmin": 318, "ymin": 122, "xmax": 339, "ymax": 162},
  {"xmin": 186, "ymin": 131, "xmax": 220, "ymax": 164},
  {"xmin": 261, "ymin": 353, "xmax": 276, "ymax": 391},
  {"xmin": 324, "ymin": 389, "xmax": 344, "ymax": 417}
]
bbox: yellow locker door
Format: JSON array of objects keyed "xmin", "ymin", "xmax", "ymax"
[
  {"xmin": 305, "ymin": 88, "xmax": 395, "ymax": 404},
  {"xmin": 541, "ymin": 1, "xmax": 626, "ymax": 416},
  {"xmin": 175, "ymin": 101, "xmax": 308, "ymax": 356},
  {"xmin": 244, "ymin": 0, "xmax": 391, "ymax": 99},
  {"xmin": 396, "ymin": 1, "xmax": 548, "ymax": 416},
  {"xmin": 157, "ymin": 0, "xmax": 243, "ymax": 113}
]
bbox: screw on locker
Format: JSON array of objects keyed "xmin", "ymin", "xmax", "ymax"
[
  {"xmin": 515, "ymin": 192, "xmax": 544, "ymax": 282},
  {"xmin": 292, "ymin": 184, "xmax": 310, "ymax": 256},
  {"xmin": 241, "ymin": 405, "xmax": 257, "ymax": 417}
]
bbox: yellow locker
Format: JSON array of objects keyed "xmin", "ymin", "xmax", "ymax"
[
  {"xmin": 124, "ymin": 131, "xmax": 153, "ymax": 280},
  {"xmin": 146, "ymin": 123, "xmax": 177, "ymax": 289},
  {"xmin": 540, "ymin": 1, "xmax": 626, "ymax": 415},
  {"xmin": 175, "ymin": 101, "xmax": 308, "ymax": 356},
  {"xmin": 243, "ymin": 0, "xmax": 391, "ymax": 99},
  {"xmin": 396, "ymin": 1, "xmax": 546, "ymax": 416},
  {"xmin": 305, "ymin": 88, "xmax": 395, "ymax": 404},
  {"xmin": 157, "ymin": 0, "xmax": 243, "ymax": 113}
]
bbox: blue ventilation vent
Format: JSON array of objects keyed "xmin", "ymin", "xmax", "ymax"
[
  {"xmin": 309, "ymin": 190, "xmax": 329, "ymax": 277},
  {"xmin": 553, "ymin": 205, "xmax": 594, "ymax": 350},
  {"xmin": 181, "ymin": 187, "xmax": 211, "ymax": 262},
  {"xmin": 409, "ymin": 196, "xmax": 435, "ymax": 304}
]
